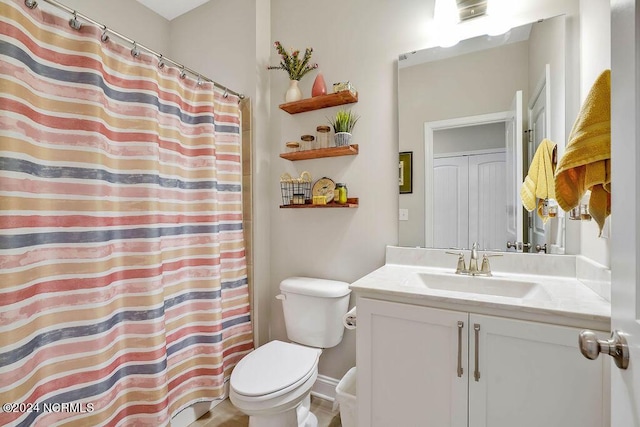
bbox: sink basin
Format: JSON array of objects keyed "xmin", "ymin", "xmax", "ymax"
[{"xmin": 405, "ymin": 271, "xmax": 550, "ymax": 300}]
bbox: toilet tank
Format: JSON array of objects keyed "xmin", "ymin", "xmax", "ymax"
[{"xmin": 279, "ymin": 277, "xmax": 351, "ymax": 348}]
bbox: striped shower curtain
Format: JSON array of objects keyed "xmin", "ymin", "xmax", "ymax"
[{"xmin": 0, "ymin": 0, "xmax": 253, "ymax": 425}]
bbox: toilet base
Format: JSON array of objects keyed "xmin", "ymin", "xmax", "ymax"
[{"xmin": 247, "ymin": 395, "xmax": 317, "ymax": 427}]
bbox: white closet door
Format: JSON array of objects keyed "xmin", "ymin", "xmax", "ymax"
[
  {"xmin": 468, "ymin": 152, "xmax": 506, "ymax": 251},
  {"xmin": 433, "ymin": 156, "xmax": 469, "ymax": 249}
]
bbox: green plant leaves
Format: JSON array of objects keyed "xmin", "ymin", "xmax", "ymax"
[{"xmin": 328, "ymin": 109, "xmax": 360, "ymax": 133}]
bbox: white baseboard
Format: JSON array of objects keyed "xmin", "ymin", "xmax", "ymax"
[{"xmin": 311, "ymin": 374, "xmax": 339, "ymax": 402}]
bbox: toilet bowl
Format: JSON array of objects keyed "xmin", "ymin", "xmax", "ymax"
[
  {"xmin": 230, "ymin": 340, "xmax": 321, "ymax": 427},
  {"xmin": 229, "ymin": 277, "xmax": 352, "ymax": 427}
]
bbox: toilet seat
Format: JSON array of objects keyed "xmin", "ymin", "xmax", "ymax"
[{"xmin": 231, "ymin": 340, "xmax": 321, "ymax": 401}]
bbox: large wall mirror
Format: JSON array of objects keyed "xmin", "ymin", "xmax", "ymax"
[{"xmin": 398, "ymin": 15, "xmax": 568, "ymax": 254}]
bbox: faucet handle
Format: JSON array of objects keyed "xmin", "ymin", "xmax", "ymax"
[
  {"xmin": 445, "ymin": 251, "xmax": 466, "ymax": 274},
  {"xmin": 480, "ymin": 253, "xmax": 502, "ymax": 276}
]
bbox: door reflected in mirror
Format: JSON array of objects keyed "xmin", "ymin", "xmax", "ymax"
[{"xmin": 398, "ymin": 15, "xmax": 567, "ymax": 254}]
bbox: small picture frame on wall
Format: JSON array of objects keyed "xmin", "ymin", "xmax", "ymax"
[{"xmin": 399, "ymin": 151, "xmax": 413, "ymax": 194}]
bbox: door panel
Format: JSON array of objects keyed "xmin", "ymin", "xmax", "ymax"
[
  {"xmin": 435, "ymin": 152, "xmax": 506, "ymax": 250},
  {"xmin": 357, "ymin": 298, "xmax": 468, "ymax": 427},
  {"xmin": 528, "ymin": 65, "xmax": 551, "ymax": 251},
  {"xmin": 434, "ymin": 157, "xmax": 469, "ymax": 249},
  {"xmin": 469, "ymin": 315, "xmax": 609, "ymax": 427},
  {"xmin": 610, "ymin": 1, "xmax": 640, "ymax": 425},
  {"xmin": 506, "ymin": 90, "xmax": 523, "ymax": 249},
  {"xmin": 468, "ymin": 152, "xmax": 507, "ymax": 251}
]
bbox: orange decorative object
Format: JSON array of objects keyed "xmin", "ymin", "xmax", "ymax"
[{"xmin": 312, "ymin": 72, "xmax": 327, "ymax": 97}]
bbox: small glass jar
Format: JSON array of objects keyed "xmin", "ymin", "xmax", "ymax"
[
  {"xmin": 335, "ymin": 183, "xmax": 348, "ymax": 204},
  {"xmin": 316, "ymin": 125, "xmax": 331, "ymax": 149},
  {"xmin": 285, "ymin": 141, "xmax": 300, "ymax": 153},
  {"xmin": 300, "ymin": 134, "xmax": 314, "ymax": 151}
]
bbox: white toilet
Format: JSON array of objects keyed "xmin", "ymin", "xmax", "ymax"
[{"xmin": 229, "ymin": 277, "xmax": 351, "ymax": 427}]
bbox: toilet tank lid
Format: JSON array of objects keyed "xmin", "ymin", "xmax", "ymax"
[{"xmin": 280, "ymin": 277, "xmax": 351, "ymax": 297}]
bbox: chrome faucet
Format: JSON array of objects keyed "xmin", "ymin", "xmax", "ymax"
[
  {"xmin": 446, "ymin": 243, "xmax": 501, "ymax": 277},
  {"xmin": 468, "ymin": 242, "xmax": 480, "ymax": 274}
]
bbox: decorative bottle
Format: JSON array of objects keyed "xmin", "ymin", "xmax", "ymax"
[
  {"xmin": 311, "ymin": 71, "xmax": 327, "ymax": 97},
  {"xmin": 336, "ymin": 183, "xmax": 348, "ymax": 204}
]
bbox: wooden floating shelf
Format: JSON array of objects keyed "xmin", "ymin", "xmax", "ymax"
[
  {"xmin": 280, "ymin": 198, "xmax": 359, "ymax": 209},
  {"xmin": 280, "ymin": 144, "xmax": 359, "ymax": 161},
  {"xmin": 279, "ymin": 91, "xmax": 358, "ymax": 114}
]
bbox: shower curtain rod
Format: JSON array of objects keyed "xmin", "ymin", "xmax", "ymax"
[{"xmin": 24, "ymin": 0, "xmax": 245, "ymax": 99}]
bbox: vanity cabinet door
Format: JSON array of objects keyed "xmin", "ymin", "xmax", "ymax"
[
  {"xmin": 468, "ymin": 314, "xmax": 609, "ymax": 427},
  {"xmin": 357, "ymin": 298, "xmax": 468, "ymax": 427}
]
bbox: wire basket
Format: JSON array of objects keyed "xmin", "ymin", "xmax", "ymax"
[{"xmin": 280, "ymin": 171, "xmax": 312, "ymax": 206}]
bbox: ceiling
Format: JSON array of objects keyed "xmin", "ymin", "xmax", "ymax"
[{"xmin": 135, "ymin": 0, "xmax": 211, "ymax": 21}]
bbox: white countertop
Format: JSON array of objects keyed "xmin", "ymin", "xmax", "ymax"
[{"xmin": 350, "ymin": 248, "xmax": 611, "ymax": 331}]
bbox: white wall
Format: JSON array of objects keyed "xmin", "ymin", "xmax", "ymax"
[
  {"xmin": 578, "ymin": 0, "xmax": 611, "ymax": 267},
  {"xmin": 53, "ymin": 0, "xmax": 170, "ymax": 53},
  {"xmin": 528, "ymin": 16, "xmax": 566, "ymax": 157},
  {"xmin": 434, "ymin": 123, "xmax": 506, "ymax": 155},
  {"xmin": 269, "ymin": 0, "xmax": 584, "ymax": 382}
]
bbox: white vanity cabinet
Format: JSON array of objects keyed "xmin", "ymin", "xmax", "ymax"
[{"xmin": 357, "ymin": 297, "xmax": 609, "ymax": 427}]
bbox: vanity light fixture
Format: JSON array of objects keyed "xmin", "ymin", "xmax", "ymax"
[
  {"xmin": 434, "ymin": 0, "xmax": 512, "ymax": 46},
  {"xmin": 456, "ymin": 0, "xmax": 487, "ymax": 22}
]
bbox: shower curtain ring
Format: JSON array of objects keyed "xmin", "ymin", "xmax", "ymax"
[
  {"xmin": 101, "ymin": 27, "xmax": 109, "ymax": 43},
  {"xmin": 223, "ymin": 89, "xmax": 229, "ymax": 98},
  {"xmin": 180, "ymin": 67, "xmax": 187, "ymax": 79},
  {"xmin": 197, "ymin": 75, "xmax": 203, "ymax": 86},
  {"xmin": 25, "ymin": 0, "xmax": 38, "ymax": 9},
  {"xmin": 131, "ymin": 42, "xmax": 140, "ymax": 58},
  {"xmin": 158, "ymin": 55, "xmax": 165, "ymax": 69},
  {"xmin": 69, "ymin": 12, "xmax": 82, "ymax": 30}
]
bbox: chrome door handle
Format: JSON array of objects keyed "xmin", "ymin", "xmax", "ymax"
[
  {"xmin": 506, "ymin": 241, "xmax": 532, "ymax": 250},
  {"xmin": 535, "ymin": 243, "xmax": 547, "ymax": 253},
  {"xmin": 473, "ymin": 324, "xmax": 481, "ymax": 381},
  {"xmin": 579, "ymin": 330, "xmax": 629, "ymax": 370},
  {"xmin": 457, "ymin": 321, "xmax": 464, "ymax": 377}
]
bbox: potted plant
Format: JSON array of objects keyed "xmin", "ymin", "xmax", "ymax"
[
  {"xmin": 328, "ymin": 109, "xmax": 360, "ymax": 147},
  {"xmin": 268, "ymin": 41, "xmax": 318, "ymax": 102}
]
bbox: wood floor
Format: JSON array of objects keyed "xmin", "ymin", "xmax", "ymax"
[{"xmin": 189, "ymin": 396, "xmax": 342, "ymax": 427}]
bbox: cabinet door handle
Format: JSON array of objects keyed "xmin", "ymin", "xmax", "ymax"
[
  {"xmin": 474, "ymin": 323, "xmax": 481, "ymax": 382},
  {"xmin": 457, "ymin": 321, "xmax": 464, "ymax": 377}
]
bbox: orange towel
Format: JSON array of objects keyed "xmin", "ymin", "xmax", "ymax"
[{"xmin": 555, "ymin": 70, "xmax": 611, "ymax": 234}]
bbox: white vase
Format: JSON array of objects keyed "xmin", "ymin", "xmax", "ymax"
[
  {"xmin": 285, "ymin": 79, "xmax": 303, "ymax": 102},
  {"xmin": 334, "ymin": 132, "xmax": 352, "ymax": 147}
]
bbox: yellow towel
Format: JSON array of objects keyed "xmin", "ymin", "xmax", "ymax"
[
  {"xmin": 555, "ymin": 69, "xmax": 611, "ymax": 234},
  {"xmin": 520, "ymin": 139, "xmax": 557, "ymax": 222}
]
